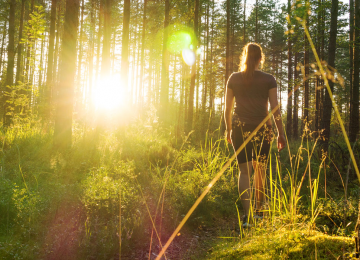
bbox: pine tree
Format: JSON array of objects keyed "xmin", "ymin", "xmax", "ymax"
[
  {"xmin": 286, "ymin": 0, "xmax": 293, "ymax": 139},
  {"xmin": 44, "ymin": 0, "xmax": 57, "ymax": 119},
  {"xmin": 187, "ymin": 0, "xmax": 199, "ymax": 132},
  {"xmin": 121, "ymin": 0, "xmax": 130, "ymax": 91},
  {"xmin": 350, "ymin": 0, "xmax": 360, "ymax": 142},
  {"xmin": 54, "ymin": 0, "xmax": 80, "ymax": 148},
  {"xmin": 15, "ymin": 0, "xmax": 26, "ymax": 85},
  {"xmin": 3, "ymin": 0, "xmax": 16, "ymax": 126},
  {"xmin": 321, "ymin": 0, "xmax": 338, "ymax": 149},
  {"xmin": 160, "ymin": 0, "xmax": 170, "ymax": 121}
]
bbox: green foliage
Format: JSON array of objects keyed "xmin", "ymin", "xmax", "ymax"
[
  {"xmin": 3, "ymin": 82, "xmax": 32, "ymax": 124},
  {"xmin": 80, "ymin": 161, "xmax": 142, "ymax": 258},
  {"xmin": 83, "ymin": 164, "xmax": 139, "ymax": 223},
  {"xmin": 316, "ymin": 197, "xmax": 358, "ymax": 236},
  {"xmin": 21, "ymin": 5, "xmax": 46, "ymax": 47},
  {"xmin": 160, "ymin": 140, "xmax": 237, "ymax": 222},
  {"xmin": 0, "ymin": 116, "xmax": 359, "ymax": 259},
  {"xmin": 0, "ymin": 178, "xmax": 15, "ymax": 232},
  {"xmin": 12, "ymin": 186, "xmax": 45, "ymax": 235}
]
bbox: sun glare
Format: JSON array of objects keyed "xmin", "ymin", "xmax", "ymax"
[{"xmin": 92, "ymin": 76, "xmax": 125, "ymax": 112}]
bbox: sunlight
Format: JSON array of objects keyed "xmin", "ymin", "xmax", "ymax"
[{"xmin": 92, "ymin": 76, "xmax": 125, "ymax": 112}]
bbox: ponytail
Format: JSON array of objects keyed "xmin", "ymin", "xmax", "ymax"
[{"xmin": 239, "ymin": 43, "xmax": 264, "ymax": 78}]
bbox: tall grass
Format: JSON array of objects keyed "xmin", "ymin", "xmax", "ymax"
[
  {"xmin": 155, "ymin": 18, "xmax": 360, "ymax": 260},
  {"xmin": 0, "ymin": 110, "xmax": 357, "ymax": 259},
  {"xmin": 301, "ymin": 21, "xmax": 360, "ymax": 183}
]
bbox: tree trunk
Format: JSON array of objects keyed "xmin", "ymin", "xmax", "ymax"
[
  {"xmin": 187, "ymin": 0, "xmax": 199, "ymax": 132},
  {"xmin": 184, "ymin": 64, "xmax": 189, "ymax": 124},
  {"xmin": 44, "ymin": 0, "xmax": 57, "ymax": 119},
  {"xmin": 160, "ymin": 0, "xmax": 170, "ymax": 120},
  {"xmin": 3, "ymin": 0, "xmax": 16, "ymax": 126},
  {"xmin": 96, "ymin": 0, "xmax": 103, "ymax": 83},
  {"xmin": 355, "ymin": 199, "xmax": 360, "ymax": 257},
  {"xmin": 156, "ymin": 60, "xmax": 160, "ymax": 103},
  {"xmin": 349, "ymin": 0, "xmax": 354, "ymax": 132},
  {"xmin": 121, "ymin": 0, "xmax": 130, "ymax": 91},
  {"xmin": 202, "ymin": 3, "xmax": 209, "ymax": 119},
  {"xmin": 350, "ymin": 0, "xmax": 359, "ymax": 142},
  {"xmin": 321, "ymin": 0, "xmax": 338, "ymax": 150},
  {"xmin": 53, "ymin": 3, "xmax": 61, "ymax": 83},
  {"xmin": 112, "ymin": 23, "xmax": 116, "ymax": 77},
  {"xmin": 130, "ymin": 7, "xmax": 138, "ymax": 105},
  {"xmin": 279, "ymin": 57, "xmax": 282, "ymax": 111},
  {"xmin": 88, "ymin": 0, "xmax": 95, "ymax": 110},
  {"xmin": 0, "ymin": 21, "xmax": 7, "ymax": 76},
  {"xmin": 303, "ymin": 0, "xmax": 310, "ymax": 126},
  {"xmin": 171, "ymin": 57, "xmax": 176, "ymax": 103},
  {"xmin": 243, "ymin": 0, "xmax": 246, "ymax": 45},
  {"xmin": 320, "ymin": 0, "xmax": 325, "ymax": 120},
  {"xmin": 195, "ymin": 2, "xmax": 201, "ymax": 116},
  {"xmin": 76, "ymin": 0, "xmax": 85, "ymax": 110},
  {"xmin": 54, "ymin": 0, "xmax": 80, "ymax": 149},
  {"xmin": 136, "ymin": 20, "xmax": 143, "ymax": 104},
  {"xmin": 101, "ymin": 0, "xmax": 111, "ymax": 77},
  {"xmin": 229, "ymin": 0, "xmax": 233, "ymax": 76},
  {"xmin": 225, "ymin": 0, "xmax": 230, "ymax": 83},
  {"xmin": 139, "ymin": 0, "xmax": 147, "ymax": 107},
  {"xmin": 293, "ymin": 50, "xmax": 299, "ymax": 138},
  {"xmin": 255, "ymin": 0, "xmax": 258, "ymax": 42},
  {"xmin": 349, "ymin": 0, "xmax": 354, "ymax": 129},
  {"xmin": 148, "ymin": 51, "xmax": 153, "ymax": 104},
  {"xmin": 25, "ymin": 0, "xmax": 35, "ymax": 85},
  {"xmin": 286, "ymin": 0, "xmax": 292, "ymax": 139},
  {"xmin": 209, "ymin": 0, "xmax": 214, "ymax": 118},
  {"xmin": 178, "ymin": 60, "xmax": 185, "ymax": 133},
  {"xmin": 315, "ymin": 0, "xmax": 322, "ymax": 132},
  {"xmin": 39, "ymin": 35, "xmax": 45, "ymax": 94},
  {"xmin": 15, "ymin": 0, "xmax": 26, "ymax": 84}
]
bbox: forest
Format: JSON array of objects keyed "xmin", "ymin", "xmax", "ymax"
[{"xmin": 0, "ymin": 0, "xmax": 360, "ymax": 259}]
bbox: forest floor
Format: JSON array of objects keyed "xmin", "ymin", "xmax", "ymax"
[
  {"xmin": 1, "ymin": 123, "xmax": 359, "ymax": 260},
  {"xmin": 120, "ymin": 212, "xmax": 356, "ymax": 260},
  {"xmin": 167, "ymin": 217, "xmax": 354, "ymax": 260},
  {"xmin": 119, "ymin": 216, "xmax": 239, "ymax": 260}
]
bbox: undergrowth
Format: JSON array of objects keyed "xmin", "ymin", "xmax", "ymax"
[{"xmin": 0, "ymin": 116, "xmax": 359, "ymax": 259}]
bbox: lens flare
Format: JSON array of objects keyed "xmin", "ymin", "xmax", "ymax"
[
  {"xmin": 182, "ymin": 49, "xmax": 195, "ymax": 66},
  {"xmin": 161, "ymin": 24, "xmax": 198, "ymax": 66},
  {"xmin": 167, "ymin": 31, "xmax": 192, "ymax": 53}
]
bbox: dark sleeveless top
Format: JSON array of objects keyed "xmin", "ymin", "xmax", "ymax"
[{"xmin": 226, "ymin": 71, "xmax": 277, "ymax": 126}]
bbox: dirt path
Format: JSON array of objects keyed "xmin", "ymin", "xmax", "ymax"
[{"xmin": 119, "ymin": 216, "xmax": 240, "ymax": 260}]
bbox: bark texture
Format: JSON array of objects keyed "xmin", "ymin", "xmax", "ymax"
[
  {"xmin": 3, "ymin": 0, "xmax": 16, "ymax": 126},
  {"xmin": 321, "ymin": 0, "xmax": 338, "ymax": 149},
  {"xmin": 54, "ymin": 0, "xmax": 80, "ymax": 148}
]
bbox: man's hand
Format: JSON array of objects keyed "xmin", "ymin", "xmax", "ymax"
[
  {"xmin": 226, "ymin": 129, "xmax": 232, "ymax": 144},
  {"xmin": 277, "ymin": 134, "xmax": 286, "ymax": 152}
]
